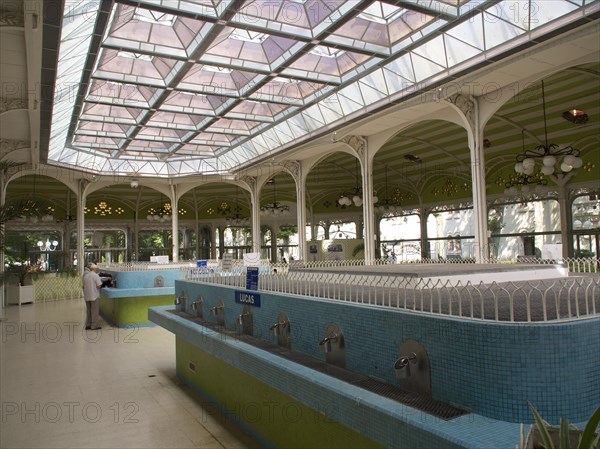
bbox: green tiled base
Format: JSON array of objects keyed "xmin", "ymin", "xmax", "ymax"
[
  {"xmin": 100, "ymin": 295, "xmax": 173, "ymax": 327},
  {"xmin": 175, "ymin": 336, "xmax": 384, "ymax": 449}
]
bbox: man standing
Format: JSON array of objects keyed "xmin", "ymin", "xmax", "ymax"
[{"xmin": 83, "ymin": 263, "xmax": 103, "ymax": 330}]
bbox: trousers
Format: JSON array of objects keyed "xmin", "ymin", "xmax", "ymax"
[{"xmin": 85, "ymin": 300, "xmax": 100, "ymax": 329}]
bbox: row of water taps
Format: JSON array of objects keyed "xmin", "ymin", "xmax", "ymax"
[
  {"xmin": 319, "ymin": 333, "xmax": 339, "ymax": 353},
  {"xmin": 210, "ymin": 304, "xmax": 224, "ymax": 316},
  {"xmin": 177, "ymin": 295, "xmax": 421, "ymax": 381},
  {"xmin": 236, "ymin": 311, "xmax": 252, "ymax": 325},
  {"xmin": 269, "ymin": 321, "xmax": 289, "ymax": 336}
]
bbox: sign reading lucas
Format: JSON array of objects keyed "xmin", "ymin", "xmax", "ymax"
[{"xmin": 235, "ymin": 291, "xmax": 261, "ymax": 307}]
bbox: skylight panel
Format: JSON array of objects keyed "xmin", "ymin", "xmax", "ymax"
[
  {"xmin": 273, "ymin": 77, "xmax": 301, "ymax": 83},
  {"xmin": 201, "ymin": 65, "xmax": 233, "ymax": 73},
  {"xmin": 358, "ymin": 2, "xmax": 405, "ymax": 24},
  {"xmin": 230, "ymin": 29, "xmax": 269, "ymax": 43},
  {"xmin": 46, "ymin": 0, "xmax": 593, "ymax": 176},
  {"xmin": 133, "ymin": 8, "xmax": 175, "ymax": 26},
  {"xmin": 117, "ymin": 51, "xmax": 154, "ymax": 61},
  {"xmin": 309, "ymin": 45, "xmax": 345, "ymax": 58}
]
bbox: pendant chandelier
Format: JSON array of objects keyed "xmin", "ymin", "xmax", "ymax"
[
  {"xmin": 514, "ymin": 80, "xmax": 583, "ymax": 176},
  {"xmin": 260, "ymin": 178, "xmax": 290, "ymax": 216},
  {"xmin": 338, "ymin": 160, "xmax": 378, "ymax": 208},
  {"xmin": 376, "ymin": 165, "xmax": 401, "ymax": 215},
  {"xmin": 37, "ymin": 238, "xmax": 59, "ymax": 251},
  {"xmin": 147, "ymin": 194, "xmax": 172, "ymax": 222},
  {"xmin": 226, "ymin": 187, "xmax": 249, "ymax": 225},
  {"xmin": 505, "ymin": 131, "xmax": 549, "ymax": 196}
]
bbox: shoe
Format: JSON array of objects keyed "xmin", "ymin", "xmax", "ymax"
[
  {"xmin": 90, "ymin": 326, "xmax": 102, "ymax": 330},
  {"xmin": 85, "ymin": 326, "xmax": 91, "ymax": 330}
]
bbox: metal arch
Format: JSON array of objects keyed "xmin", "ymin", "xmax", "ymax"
[
  {"xmin": 565, "ymin": 67, "xmax": 600, "ymax": 78},
  {"xmin": 389, "ymin": 135, "xmax": 468, "ymax": 169},
  {"xmin": 492, "ymin": 115, "xmax": 544, "ymax": 146}
]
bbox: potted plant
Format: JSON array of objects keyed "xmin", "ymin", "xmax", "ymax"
[
  {"xmin": 5, "ymin": 263, "xmax": 37, "ymax": 305},
  {"xmin": 1, "ymin": 198, "xmax": 40, "ymax": 305},
  {"xmin": 524, "ymin": 403, "xmax": 600, "ymax": 449}
]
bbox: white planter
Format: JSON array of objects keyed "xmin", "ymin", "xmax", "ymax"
[
  {"xmin": 525, "ymin": 426, "xmax": 584, "ymax": 449},
  {"xmin": 7, "ymin": 284, "xmax": 35, "ymax": 305}
]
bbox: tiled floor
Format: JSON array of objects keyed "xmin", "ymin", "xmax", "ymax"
[{"xmin": 0, "ymin": 299, "xmax": 261, "ymax": 449}]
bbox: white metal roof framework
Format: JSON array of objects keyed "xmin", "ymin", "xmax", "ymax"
[{"xmin": 48, "ymin": 0, "xmax": 598, "ymax": 178}]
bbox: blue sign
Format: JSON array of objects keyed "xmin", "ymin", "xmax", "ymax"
[
  {"xmin": 235, "ymin": 291, "xmax": 261, "ymax": 307},
  {"xmin": 246, "ymin": 266, "xmax": 259, "ymax": 291},
  {"xmin": 196, "ymin": 260, "xmax": 207, "ymax": 267}
]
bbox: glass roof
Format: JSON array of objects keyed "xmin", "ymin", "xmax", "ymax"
[{"xmin": 48, "ymin": 0, "xmax": 596, "ymax": 177}]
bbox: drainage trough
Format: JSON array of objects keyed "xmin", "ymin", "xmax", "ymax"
[{"xmin": 169, "ymin": 309, "xmax": 468, "ymax": 421}]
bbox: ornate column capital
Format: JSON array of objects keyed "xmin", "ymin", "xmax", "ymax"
[
  {"xmin": 0, "ymin": 11, "xmax": 24, "ymax": 27},
  {"xmin": 339, "ymin": 135, "xmax": 367, "ymax": 159},
  {"xmin": 240, "ymin": 175, "xmax": 257, "ymax": 192},
  {"xmin": 446, "ymin": 94, "xmax": 475, "ymax": 128},
  {"xmin": 0, "ymin": 98, "xmax": 28, "ymax": 114},
  {"xmin": 0, "ymin": 138, "xmax": 29, "ymax": 151},
  {"xmin": 282, "ymin": 160, "xmax": 301, "ymax": 182}
]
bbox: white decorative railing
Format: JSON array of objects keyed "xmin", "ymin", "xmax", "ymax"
[
  {"xmin": 182, "ymin": 259, "xmax": 600, "ymax": 323},
  {"xmin": 565, "ymin": 257, "xmax": 600, "ymax": 273},
  {"xmin": 100, "ymin": 259, "xmax": 277, "ymax": 272},
  {"xmin": 100, "ymin": 261, "xmax": 203, "ymax": 271},
  {"xmin": 296, "ymin": 257, "xmax": 599, "ymax": 271},
  {"xmin": 101, "ymin": 257, "xmax": 599, "ymax": 273}
]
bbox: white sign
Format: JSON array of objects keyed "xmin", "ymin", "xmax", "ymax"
[
  {"xmin": 222, "ymin": 253, "xmax": 233, "ymax": 271},
  {"xmin": 541, "ymin": 244, "xmax": 563, "ymax": 261},
  {"xmin": 150, "ymin": 255, "xmax": 170, "ymax": 264},
  {"xmin": 243, "ymin": 252, "xmax": 261, "ymax": 267}
]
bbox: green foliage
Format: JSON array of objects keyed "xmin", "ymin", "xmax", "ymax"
[
  {"xmin": 529, "ymin": 403, "xmax": 600, "ymax": 449},
  {"xmin": 4, "ymin": 260, "xmax": 43, "ymax": 286},
  {"xmin": 0, "ymin": 161, "xmax": 26, "ymax": 172},
  {"xmin": 57, "ymin": 266, "xmax": 78, "ymax": 277},
  {"xmin": 579, "ymin": 407, "xmax": 600, "ymax": 449},
  {"xmin": 0, "ymin": 200, "xmax": 40, "ymax": 250},
  {"xmin": 139, "ymin": 230, "xmax": 169, "ymax": 249},
  {"xmin": 488, "ymin": 215, "xmax": 505, "ymax": 235},
  {"xmin": 277, "ymin": 225, "xmax": 297, "ymax": 239},
  {"xmin": 102, "ymin": 234, "xmax": 114, "ymax": 248},
  {"xmin": 4, "ymin": 231, "xmax": 59, "ymax": 262},
  {"xmin": 574, "ymin": 249, "xmax": 595, "ymax": 258},
  {"xmin": 0, "ymin": 198, "xmax": 43, "ymax": 287}
]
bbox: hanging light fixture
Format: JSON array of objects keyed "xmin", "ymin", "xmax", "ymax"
[
  {"xmin": 37, "ymin": 238, "xmax": 59, "ymax": 251},
  {"xmin": 226, "ymin": 186, "xmax": 249, "ymax": 226},
  {"xmin": 505, "ymin": 131, "xmax": 549, "ymax": 196},
  {"xmin": 260, "ymin": 178, "xmax": 290, "ymax": 216},
  {"xmin": 338, "ymin": 160, "xmax": 378, "ymax": 208},
  {"xmin": 147, "ymin": 195, "xmax": 172, "ymax": 222},
  {"xmin": 562, "ymin": 108, "xmax": 588, "ymax": 124},
  {"xmin": 376, "ymin": 165, "xmax": 401, "ymax": 215},
  {"xmin": 514, "ymin": 80, "xmax": 583, "ymax": 176},
  {"xmin": 158, "ymin": 202, "xmax": 172, "ymax": 222},
  {"xmin": 28, "ymin": 173, "xmax": 41, "ymax": 223},
  {"xmin": 41, "ymin": 206, "xmax": 55, "ymax": 222}
]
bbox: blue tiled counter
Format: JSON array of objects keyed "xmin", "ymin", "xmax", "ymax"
[
  {"xmin": 97, "ymin": 268, "xmax": 181, "ymax": 327},
  {"xmin": 165, "ymin": 280, "xmax": 599, "ymax": 425},
  {"xmin": 150, "ymin": 306, "xmax": 523, "ymax": 449},
  {"xmin": 100, "ymin": 287, "xmax": 174, "ymax": 327},
  {"xmin": 102, "ymin": 268, "xmax": 183, "ymax": 289}
]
